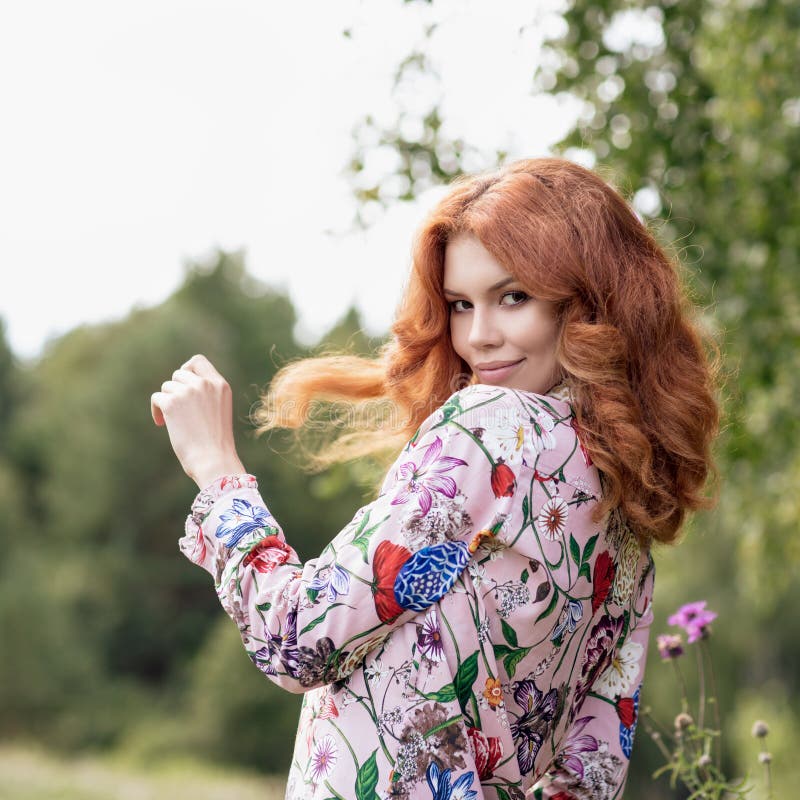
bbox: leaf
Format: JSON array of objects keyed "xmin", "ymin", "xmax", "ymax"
[
  {"xmin": 569, "ymin": 533, "xmax": 580, "ymax": 566},
  {"xmin": 454, "ymin": 651, "xmax": 480, "ymax": 710},
  {"xmin": 503, "ymin": 646, "xmax": 532, "ymax": 679},
  {"xmin": 521, "ymin": 494, "xmax": 529, "ymax": 526},
  {"xmin": 351, "ymin": 513, "xmax": 391, "ymax": 563},
  {"xmin": 256, "ymin": 601, "xmax": 271, "ymax": 611},
  {"xmin": 299, "ymin": 602, "xmax": 350, "ymax": 635},
  {"xmin": 497, "ymin": 789, "xmax": 511, "ymax": 800},
  {"xmin": 534, "ymin": 580, "xmax": 551, "ymax": 603},
  {"xmin": 355, "ymin": 749, "xmax": 379, "ymax": 800},
  {"xmin": 492, "ymin": 643, "xmax": 513, "ymax": 659},
  {"xmin": 536, "ymin": 585, "xmax": 559, "ymax": 623},
  {"xmin": 501, "ymin": 619, "xmax": 518, "ymax": 648},
  {"xmin": 582, "ymin": 533, "xmax": 599, "ymax": 563},
  {"xmin": 520, "ymin": 568, "xmax": 529, "ymax": 584},
  {"xmin": 421, "ymin": 683, "xmax": 457, "ymax": 702},
  {"xmin": 578, "ymin": 562, "xmax": 591, "ymax": 582}
]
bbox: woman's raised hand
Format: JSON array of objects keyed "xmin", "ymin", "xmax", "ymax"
[{"xmin": 151, "ymin": 354, "xmax": 247, "ymax": 489}]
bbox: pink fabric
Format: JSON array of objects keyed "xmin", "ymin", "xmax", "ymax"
[{"xmin": 179, "ymin": 383, "xmax": 655, "ymax": 800}]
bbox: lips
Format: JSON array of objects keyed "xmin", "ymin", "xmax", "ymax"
[{"xmin": 475, "ymin": 358, "xmax": 524, "ymax": 371}]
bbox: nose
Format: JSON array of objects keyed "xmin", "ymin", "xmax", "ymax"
[{"xmin": 467, "ymin": 306, "xmax": 503, "ymax": 349}]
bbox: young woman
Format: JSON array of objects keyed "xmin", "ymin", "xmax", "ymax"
[{"xmin": 151, "ymin": 157, "xmax": 720, "ymax": 800}]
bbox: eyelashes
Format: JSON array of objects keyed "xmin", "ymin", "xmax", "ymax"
[{"xmin": 449, "ymin": 291, "xmax": 530, "ymax": 313}]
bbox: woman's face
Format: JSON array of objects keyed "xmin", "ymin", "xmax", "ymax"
[{"xmin": 444, "ymin": 233, "xmax": 561, "ymax": 394}]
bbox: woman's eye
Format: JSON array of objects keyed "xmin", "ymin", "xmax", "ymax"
[
  {"xmin": 449, "ymin": 299, "xmax": 470, "ymax": 313},
  {"xmin": 501, "ymin": 291, "xmax": 529, "ymax": 306}
]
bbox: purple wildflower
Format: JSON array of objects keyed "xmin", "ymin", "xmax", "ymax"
[
  {"xmin": 656, "ymin": 633, "xmax": 685, "ymax": 660},
  {"xmin": 668, "ymin": 601, "xmax": 717, "ymax": 643}
]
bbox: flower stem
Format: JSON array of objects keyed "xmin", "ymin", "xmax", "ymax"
[{"xmin": 695, "ymin": 642, "xmax": 706, "ymax": 732}]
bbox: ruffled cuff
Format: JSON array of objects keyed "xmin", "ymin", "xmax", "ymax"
[{"xmin": 179, "ymin": 473, "xmax": 259, "ymax": 570}]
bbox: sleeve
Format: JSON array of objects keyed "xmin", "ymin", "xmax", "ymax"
[
  {"xmin": 178, "ymin": 387, "xmax": 522, "ymax": 694},
  {"xmin": 531, "ymin": 560, "xmax": 656, "ymax": 800}
]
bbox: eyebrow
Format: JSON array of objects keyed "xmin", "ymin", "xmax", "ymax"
[{"xmin": 443, "ymin": 276, "xmax": 516, "ymax": 296}]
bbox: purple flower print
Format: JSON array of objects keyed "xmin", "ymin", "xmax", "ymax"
[
  {"xmin": 392, "ymin": 435, "xmax": 467, "ymax": 516},
  {"xmin": 668, "ymin": 600, "xmax": 717, "ymax": 643},
  {"xmin": 554, "ymin": 715, "xmax": 599, "ymax": 779},
  {"xmin": 570, "ymin": 613, "xmax": 624, "ymax": 722},
  {"xmin": 417, "ymin": 609, "xmax": 445, "ymax": 663},
  {"xmin": 510, "ymin": 679, "xmax": 559, "ymax": 775}
]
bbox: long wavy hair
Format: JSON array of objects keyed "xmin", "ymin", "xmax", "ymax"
[{"xmin": 251, "ymin": 156, "xmax": 722, "ymax": 546}]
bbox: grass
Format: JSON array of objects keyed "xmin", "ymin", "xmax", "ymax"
[{"xmin": 0, "ymin": 743, "xmax": 286, "ymax": 800}]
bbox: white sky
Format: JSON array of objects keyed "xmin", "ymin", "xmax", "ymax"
[{"xmin": 0, "ymin": 0, "xmax": 584, "ymax": 364}]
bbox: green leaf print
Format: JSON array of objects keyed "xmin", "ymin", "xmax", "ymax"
[
  {"xmin": 501, "ymin": 619, "xmax": 518, "ymax": 648},
  {"xmin": 454, "ymin": 650, "xmax": 479, "ymax": 710},
  {"xmin": 299, "ymin": 602, "xmax": 352, "ymax": 635},
  {"xmin": 582, "ymin": 532, "xmax": 599, "ymax": 563},
  {"xmin": 419, "ymin": 683, "xmax": 457, "ymax": 702},
  {"xmin": 503, "ymin": 646, "xmax": 532, "ymax": 679},
  {"xmin": 569, "ymin": 533, "xmax": 580, "ymax": 566},
  {"xmin": 355, "ymin": 749, "xmax": 379, "ymax": 800}
]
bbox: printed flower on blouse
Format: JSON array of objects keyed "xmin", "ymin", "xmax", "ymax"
[
  {"xmin": 416, "ymin": 609, "xmax": 445, "ymax": 663},
  {"xmin": 425, "ymin": 762, "xmax": 478, "ymax": 800},
  {"xmin": 593, "ymin": 640, "xmax": 644, "ymax": 699},
  {"xmin": 241, "ymin": 534, "xmax": 292, "ymax": 573},
  {"xmin": 215, "ymin": 497, "xmax": 273, "ymax": 548},
  {"xmin": 570, "ymin": 613, "xmax": 624, "ymax": 723},
  {"xmin": 392, "ymin": 435, "xmax": 467, "ymax": 516},
  {"xmin": 307, "ymin": 563, "xmax": 351, "ymax": 603},
  {"xmin": 553, "ymin": 714, "xmax": 599, "ymax": 780},
  {"xmin": 592, "ymin": 551, "xmax": 616, "ymax": 612},
  {"xmin": 466, "ymin": 727, "xmax": 503, "ymax": 781},
  {"xmin": 309, "ymin": 734, "xmax": 337, "ymax": 782},
  {"xmin": 482, "ymin": 414, "xmax": 526, "ymax": 466},
  {"xmin": 510, "ymin": 679, "xmax": 559, "ymax": 775},
  {"xmin": 618, "ymin": 685, "xmax": 641, "ymax": 758},
  {"xmin": 526, "ymin": 408, "xmax": 557, "ymax": 455},
  {"xmin": 536, "ymin": 496, "xmax": 569, "ymax": 541},
  {"xmin": 550, "ymin": 598, "xmax": 583, "ymax": 645},
  {"xmin": 372, "ymin": 538, "xmax": 471, "ymax": 623}
]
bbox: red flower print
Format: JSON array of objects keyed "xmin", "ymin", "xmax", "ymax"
[
  {"xmin": 491, "ymin": 460, "xmax": 516, "ymax": 497},
  {"xmin": 616, "ymin": 696, "xmax": 636, "ymax": 728},
  {"xmin": 591, "ymin": 550, "xmax": 616, "ymax": 613},
  {"xmin": 372, "ymin": 540, "xmax": 412, "ymax": 623},
  {"xmin": 467, "ymin": 726, "xmax": 503, "ymax": 780},
  {"xmin": 242, "ymin": 535, "xmax": 292, "ymax": 573}
]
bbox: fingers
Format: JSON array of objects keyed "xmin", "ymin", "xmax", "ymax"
[
  {"xmin": 180, "ymin": 354, "xmax": 222, "ymax": 380},
  {"xmin": 151, "ymin": 391, "xmax": 167, "ymax": 426},
  {"xmin": 171, "ymin": 368, "xmax": 202, "ymax": 386}
]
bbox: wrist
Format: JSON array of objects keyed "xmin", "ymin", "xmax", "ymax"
[{"xmin": 192, "ymin": 457, "xmax": 247, "ymax": 490}]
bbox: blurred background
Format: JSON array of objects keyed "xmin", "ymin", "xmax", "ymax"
[{"xmin": 1, "ymin": 1, "xmax": 798, "ymax": 798}]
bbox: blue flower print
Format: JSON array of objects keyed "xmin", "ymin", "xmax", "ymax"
[
  {"xmin": 619, "ymin": 684, "xmax": 641, "ymax": 758},
  {"xmin": 550, "ymin": 598, "xmax": 583, "ymax": 645},
  {"xmin": 215, "ymin": 498, "xmax": 272, "ymax": 548},
  {"xmin": 393, "ymin": 541, "xmax": 470, "ymax": 612},
  {"xmin": 308, "ymin": 563, "xmax": 351, "ymax": 602},
  {"xmin": 425, "ymin": 761, "xmax": 478, "ymax": 800}
]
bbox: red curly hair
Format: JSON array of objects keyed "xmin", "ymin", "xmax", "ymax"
[{"xmin": 252, "ymin": 157, "xmax": 721, "ymax": 546}]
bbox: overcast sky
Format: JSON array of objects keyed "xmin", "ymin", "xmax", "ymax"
[{"xmin": 0, "ymin": 0, "xmax": 588, "ymax": 364}]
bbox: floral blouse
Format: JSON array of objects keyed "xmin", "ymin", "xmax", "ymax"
[{"xmin": 179, "ymin": 382, "xmax": 655, "ymax": 800}]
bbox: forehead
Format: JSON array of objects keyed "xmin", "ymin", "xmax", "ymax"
[{"xmin": 443, "ymin": 233, "xmax": 512, "ymax": 286}]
